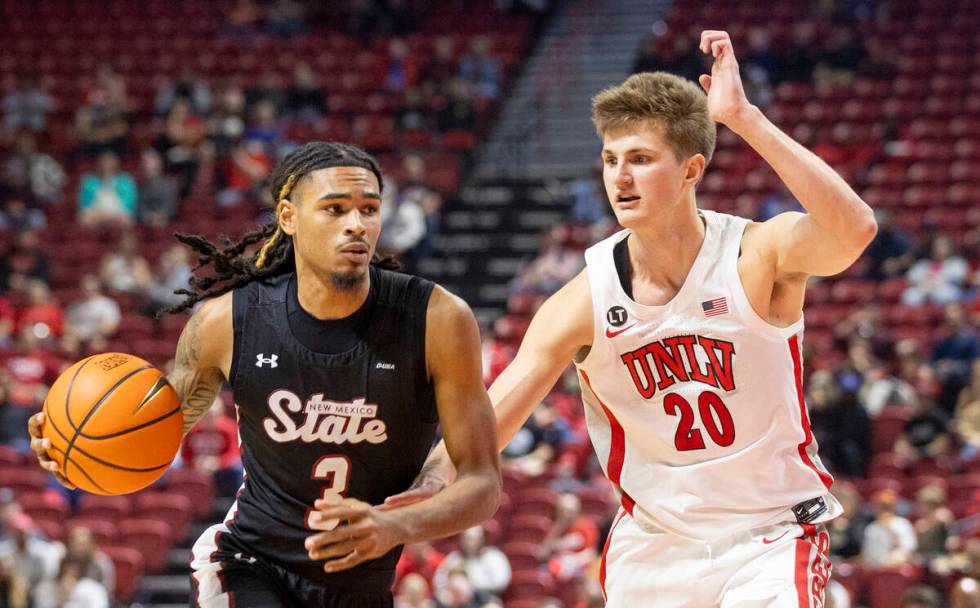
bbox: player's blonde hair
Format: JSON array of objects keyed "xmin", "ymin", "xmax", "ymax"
[{"xmin": 591, "ymin": 72, "xmax": 716, "ymax": 164}]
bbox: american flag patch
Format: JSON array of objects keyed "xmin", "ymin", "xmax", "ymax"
[{"xmin": 702, "ymin": 297, "xmax": 728, "ymax": 317}]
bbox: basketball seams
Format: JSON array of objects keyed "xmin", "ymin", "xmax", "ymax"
[
  {"xmin": 45, "ymin": 443, "xmax": 111, "ymax": 494},
  {"xmin": 45, "ymin": 408, "xmax": 175, "ymax": 473},
  {"xmin": 63, "ymin": 355, "xmax": 98, "ymax": 433},
  {"xmin": 63, "ymin": 364, "xmax": 153, "ymax": 478},
  {"xmin": 78, "ymin": 403, "xmax": 182, "ymax": 441}
]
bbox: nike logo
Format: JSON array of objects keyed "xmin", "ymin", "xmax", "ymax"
[
  {"xmin": 762, "ymin": 530, "xmax": 790, "ymax": 544},
  {"xmin": 605, "ymin": 324, "xmax": 636, "ymax": 338}
]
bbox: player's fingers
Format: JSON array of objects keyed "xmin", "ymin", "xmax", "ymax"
[
  {"xmin": 323, "ymin": 548, "xmax": 368, "ymax": 573},
  {"xmin": 313, "ymin": 499, "xmax": 369, "ymax": 522},
  {"xmin": 308, "ymin": 537, "xmax": 360, "ymax": 561},
  {"xmin": 710, "ymin": 39, "xmax": 731, "ymax": 59},
  {"xmin": 699, "ymin": 30, "xmax": 729, "ymax": 52},
  {"xmin": 379, "ymin": 488, "xmax": 437, "ymax": 511},
  {"xmin": 698, "ymin": 74, "xmax": 712, "ymax": 92},
  {"xmin": 304, "ymin": 521, "xmax": 372, "ymax": 551},
  {"xmin": 53, "ymin": 472, "xmax": 76, "ymax": 490},
  {"xmin": 29, "ymin": 436, "xmax": 52, "ymax": 458},
  {"xmin": 27, "ymin": 412, "xmax": 44, "ymax": 439}
]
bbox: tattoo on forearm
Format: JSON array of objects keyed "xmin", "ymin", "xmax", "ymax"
[{"xmin": 169, "ymin": 310, "xmax": 224, "ymax": 435}]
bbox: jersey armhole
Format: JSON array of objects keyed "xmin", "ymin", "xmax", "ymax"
[
  {"xmin": 228, "ymin": 288, "xmax": 248, "ymax": 387},
  {"xmin": 574, "ymin": 263, "xmax": 605, "ymax": 371},
  {"xmin": 415, "ymin": 281, "xmax": 438, "ymax": 424}
]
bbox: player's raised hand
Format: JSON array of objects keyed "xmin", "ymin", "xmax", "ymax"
[
  {"xmin": 305, "ymin": 497, "xmax": 406, "ymax": 573},
  {"xmin": 27, "ymin": 412, "xmax": 76, "ymax": 489},
  {"xmin": 698, "ymin": 30, "xmax": 753, "ymax": 129}
]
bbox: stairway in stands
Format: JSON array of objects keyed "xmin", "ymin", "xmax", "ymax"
[{"xmin": 418, "ymin": 179, "xmax": 573, "ymax": 326}]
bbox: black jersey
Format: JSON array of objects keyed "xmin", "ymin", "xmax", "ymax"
[{"xmin": 223, "ymin": 267, "xmax": 438, "ymax": 589}]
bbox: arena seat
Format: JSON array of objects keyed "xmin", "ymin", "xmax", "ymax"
[
  {"xmin": 102, "ymin": 546, "xmax": 145, "ymax": 603},
  {"xmin": 117, "ymin": 518, "xmax": 173, "ymax": 573},
  {"xmin": 76, "ymin": 494, "xmax": 133, "ymax": 521},
  {"xmin": 133, "ymin": 492, "xmax": 193, "ymax": 543}
]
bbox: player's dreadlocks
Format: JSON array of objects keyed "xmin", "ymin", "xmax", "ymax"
[{"xmin": 162, "ymin": 141, "xmax": 399, "ymax": 315}]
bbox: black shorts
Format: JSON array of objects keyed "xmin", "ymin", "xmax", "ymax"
[{"xmin": 189, "ymin": 530, "xmax": 393, "ymax": 608}]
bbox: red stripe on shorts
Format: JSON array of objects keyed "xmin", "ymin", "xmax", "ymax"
[
  {"xmin": 794, "ymin": 536, "xmax": 811, "ymax": 608},
  {"xmin": 788, "ymin": 335, "xmax": 833, "ymax": 489},
  {"xmin": 580, "ymin": 369, "xmax": 636, "ymax": 514},
  {"xmin": 599, "ymin": 510, "xmax": 628, "ymax": 600}
]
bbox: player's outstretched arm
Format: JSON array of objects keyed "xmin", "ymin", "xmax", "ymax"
[
  {"xmin": 166, "ymin": 293, "xmax": 232, "ymax": 437},
  {"xmin": 305, "ymin": 286, "xmax": 502, "ymax": 572},
  {"xmin": 698, "ymin": 30, "xmax": 877, "ymax": 278},
  {"xmin": 382, "ymin": 271, "xmax": 593, "ymax": 509}
]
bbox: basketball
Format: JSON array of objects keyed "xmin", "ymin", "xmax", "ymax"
[{"xmin": 41, "ymin": 352, "xmax": 184, "ymax": 495}]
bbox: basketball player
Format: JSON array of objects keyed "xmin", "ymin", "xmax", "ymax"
[
  {"xmin": 387, "ymin": 31, "xmax": 878, "ymax": 606},
  {"xmin": 27, "ymin": 141, "xmax": 501, "ymax": 607}
]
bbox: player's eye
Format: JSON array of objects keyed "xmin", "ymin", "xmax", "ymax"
[
  {"xmin": 632, "ymin": 155, "xmax": 650, "ymax": 163},
  {"xmin": 604, "ymin": 156, "xmax": 617, "ymax": 166}
]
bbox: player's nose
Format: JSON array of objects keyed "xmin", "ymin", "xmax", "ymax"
[{"xmin": 342, "ymin": 210, "xmax": 368, "ymax": 235}]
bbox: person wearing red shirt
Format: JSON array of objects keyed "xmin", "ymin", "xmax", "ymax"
[{"xmin": 180, "ymin": 396, "xmax": 242, "ymax": 497}]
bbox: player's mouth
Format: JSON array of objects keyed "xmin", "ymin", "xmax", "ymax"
[
  {"xmin": 339, "ymin": 243, "xmax": 370, "ymax": 263},
  {"xmin": 615, "ymin": 194, "xmax": 641, "ymax": 209}
]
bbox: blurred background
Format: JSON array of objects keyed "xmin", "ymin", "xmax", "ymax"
[{"xmin": 0, "ymin": 0, "xmax": 977, "ymax": 606}]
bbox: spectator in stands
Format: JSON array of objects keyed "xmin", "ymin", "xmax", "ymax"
[
  {"xmin": 74, "ymin": 67, "xmax": 129, "ymax": 158},
  {"xmin": 245, "ymin": 72, "xmax": 285, "ymax": 112},
  {"xmin": 814, "ymin": 28, "xmax": 866, "ymax": 85},
  {"xmin": 137, "ymin": 148, "xmax": 179, "ymax": 226},
  {"xmin": 0, "ymin": 295, "xmax": 13, "ymax": 348},
  {"xmin": 265, "ymin": 0, "xmax": 307, "ymax": 37},
  {"xmin": 98, "ymin": 230, "xmax": 152, "ymax": 296},
  {"xmin": 861, "ymin": 489, "xmax": 917, "ymax": 566},
  {"xmin": 0, "ymin": 230, "xmax": 49, "ymax": 290},
  {"xmin": 458, "ymin": 36, "xmax": 501, "ymax": 99},
  {"xmin": 537, "ymin": 493, "xmax": 598, "ymax": 581},
  {"xmin": 437, "ymin": 79, "xmax": 477, "ymax": 133},
  {"xmin": 64, "ymin": 275, "xmax": 121, "ymax": 343},
  {"xmin": 386, "ymin": 38, "xmax": 422, "ymax": 92},
  {"xmin": 346, "ymin": 0, "xmax": 418, "ymax": 40},
  {"xmin": 32, "ymin": 555, "xmax": 109, "ymax": 608},
  {"xmin": 379, "ymin": 182, "xmax": 428, "ymax": 273},
  {"xmin": 433, "ymin": 570, "xmax": 480, "ymax": 608},
  {"xmin": 180, "ymin": 396, "xmax": 242, "ymax": 497},
  {"xmin": 866, "ymin": 209, "xmax": 915, "ymax": 279},
  {"xmin": 895, "ymin": 393, "xmax": 952, "ymax": 463},
  {"xmin": 434, "ymin": 526, "xmax": 510, "ymax": 602},
  {"xmin": 2, "ymin": 74, "xmax": 54, "ymax": 136},
  {"xmin": 397, "ymin": 541, "xmax": 446, "ymax": 583},
  {"xmin": 397, "ymin": 88, "xmax": 432, "ymax": 133},
  {"xmin": 0, "ymin": 378, "xmax": 32, "ymax": 451},
  {"xmin": 156, "ymin": 67, "xmax": 212, "ymax": 117},
  {"xmin": 857, "ymin": 37, "xmax": 900, "ymax": 81},
  {"xmin": 60, "ymin": 526, "xmax": 114, "ymax": 594},
  {"xmin": 284, "ymin": 62, "xmax": 325, "ymax": 120},
  {"xmin": 914, "ymin": 484, "xmax": 953, "ymax": 557},
  {"xmin": 902, "ymin": 235, "xmax": 968, "ymax": 306},
  {"xmin": 931, "ymin": 303, "xmax": 978, "ymax": 377},
  {"xmin": 2, "ymin": 132, "xmax": 65, "ymax": 205},
  {"xmin": 509, "ymin": 226, "xmax": 585, "ymax": 296},
  {"xmin": 808, "ymin": 370, "xmax": 870, "ymax": 477},
  {"xmin": 902, "ymin": 585, "xmax": 943, "ymax": 608},
  {"xmin": 147, "ymin": 244, "xmax": 192, "ymax": 314},
  {"xmin": 395, "ymin": 572, "xmax": 435, "ymax": 608},
  {"xmin": 503, "ymin": 402, "xmax": 568, "ymax": 475},
  {"xmin": 0, "ymin": 513, "xmax": 59, "ymax": 604},
  {"xmin": 0, "ymin": 198, "xmax": 45, "ymax": 234},
  {"xmin": 155, "ymin": 98, "xmax": 206, "ymax": 197},
  {"xmin": 951, "ymin": 539, "xmax": 980, "ymax": 608},
  {"xmin": 828, "ymin": 482, "xmax": 871, "ymax": 559},
  {"xmin": 78, "ymin": 151, "xmax": 138, "ymax": 228},
  {"xmin": 14, "ymin": 280, "xmax": 62, "ymax": 340},
  {"xmin": 218, "ymin": 138, "xmax": 272, "ymax": 206},
  {"xmin": 779, "ymin": 22, "xmax": 818, "ymax": 83},
  {"xmin": 223, "ymin": 0, "xmax": 263, "ymax": 41},
  {"xmin": 422, "ymin": 36, "xmax": 459, "ymax": 97},
  {"xmin": 0, "ymin": 551, "xmax": 28, "ymax": 608},
  {"xmin": 243, "ymin": 101, "xmax": 283, "ymax": 153},
  {"xmin": 208, "ymin": 80, "xmax": 247, "ymax": 155},
  {"xmin": 757, "ymin": 183, "xmax": 803, "ymax": 221}
]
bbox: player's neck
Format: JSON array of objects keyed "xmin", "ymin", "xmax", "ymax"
[
  {"xmin": 627, "ymin": 200, "xmax": 705, "ymax": 286},
  {"xmin": 294, "ymin": 264, "xmax": 371, "ymax": 320}
]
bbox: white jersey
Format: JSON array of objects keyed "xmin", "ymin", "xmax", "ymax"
[{"xmin": 575, "ymin": 210, "xmax": 842, "ymax": 542}]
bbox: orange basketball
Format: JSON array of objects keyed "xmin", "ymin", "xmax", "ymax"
[{"xmin": 41, "ymin": 352, "xmax": 183, "ymax": 495}]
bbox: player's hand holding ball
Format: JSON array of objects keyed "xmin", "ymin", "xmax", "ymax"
[
  {"xmin": 27, "ymin": 352, "xmax": 184, "ymax": 495},
  {"xmin": 305, "ymin": 497, "xmax": 407, "ymax": 573}
]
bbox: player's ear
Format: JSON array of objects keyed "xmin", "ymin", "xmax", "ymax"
[
  {"xmin": 685, "ymin": 153, "xmax": 706, "ymax": 186},
  {"xmin": 278, "ymin": 199, "xmax": 297, "ymax": 236}
]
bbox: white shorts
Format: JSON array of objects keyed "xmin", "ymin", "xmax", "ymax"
[{"xmin": 600, "ymin": 509, "xmax": 831, "ymax": 608}]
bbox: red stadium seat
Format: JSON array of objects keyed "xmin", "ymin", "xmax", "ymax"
[
  {"xmin": 948, "ymin": 474, "xmax": 980, "ymax": 503},
  {"xmin": 102, "ymin": 545, "xmax": 145, "ymax": 603},
  {"xmin": 506, "ymin": 514, "xmax": 552, "ymax": 544},
  {"xmin": 504, "ymin": 570, "xmax": 556, "ymax": 603},
  {"xmin": 118, "ymin": 518, "xmax": 173, "ymax": 573},
  {"xmin": 501, "ymin": 541, "xmax": 543, "ymax": 571},
  {"xmin": 76, "ymin": 494, "xmax": 132, "ymax": 521},
  {"xmin": 0, "ymin": 467, "xmax": 49, "ymax": 496},
  {"xmin": 871, "ymin": 406, "xmax": 913, "ymax": 454},
  {"xmin": 133, "ymin": 492, "xmax": 192, "ymax": 543},
  {"xmin": 514, "ymin": 488, "xmax": 559, "ymax": 518},
  {"xmin": 867, "ymin": 565, "xmax": 924, "ymax": 608},
  {"xmin": 162, "ymin": 467, "xmax": 216, "ymax": 519},
  {"xmin": 0, "ymin": 446, "xmax": 24, "ymax": 467},
  {"xmin": 18, "ymin": 491, "xmax": 70, "ymax": 524},
  {"xmin": 867, "ymin": 453, "xmax": 905, "ymax": 480}
]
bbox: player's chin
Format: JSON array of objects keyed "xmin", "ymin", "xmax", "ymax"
[{"xmin": 611, "ymin": 205, "xmax": 646, "ymax": 228}]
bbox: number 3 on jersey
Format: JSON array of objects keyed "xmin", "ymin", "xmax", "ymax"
[
  {"xmin": 664, "ymin": 391, "xmax": 735, "ymax": 451},
  {"xmin": 305, "ymin": 455, "xmax": 351, "ymax": 531}
]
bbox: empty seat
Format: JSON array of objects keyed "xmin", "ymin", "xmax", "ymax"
[
  {"xmin": 871, "ymin": 406, "xmax": 913, "ymax": 454},
  {"xmin": 102, "ymin": 545, "xmax": 145, "ymax": 603},
  {"xmin": 76, "ymin": 494, "xmax": 132, "ymax": 521},
  {"xmin": 117, "ymin": 518, "xmax": 172, "ymax": 573},
  {"xmin": 133, "ymin": 492, "xmax": 192, "ymax": 543},
  {"xmin": 162, "ymin": 467, "xmax": 216, "ymax": 519}
]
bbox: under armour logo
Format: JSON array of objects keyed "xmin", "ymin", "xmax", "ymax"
[{"xmin": 256, "ymin": 354, "xmax": 278, "ymax": 368}]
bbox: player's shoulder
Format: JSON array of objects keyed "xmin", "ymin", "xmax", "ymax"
[
  {"xmin": 185, "ymin": 293, "xmax": 234, "ymax": 361},
  {"xmin": 425, "ymin": 283, "xmax": 475, "ymax": 328}
]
